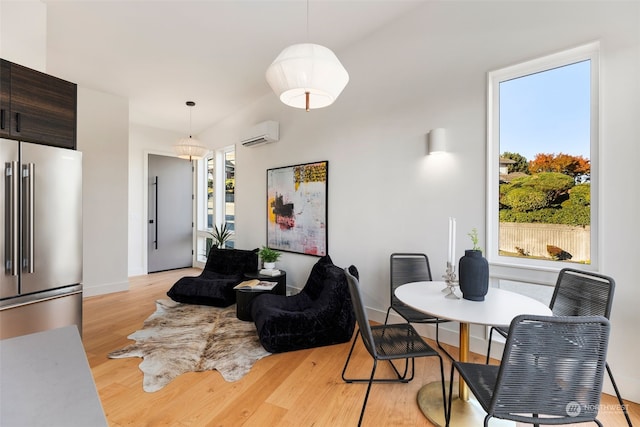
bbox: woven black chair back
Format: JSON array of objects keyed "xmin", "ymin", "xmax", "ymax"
[
  {"xmin": 491, "ymin": 315, "xmax": 610, "ymax": 423},
  {"xmin": 550, "ymin": 268, "xmax": 615, "ymax": 318},
  {"xmin": 345, "ymin": 269, "xmax": 378, "ymax": 359},
  {"xmin": 390, "ymin": 253, "xmax": 432, "ymax": 306}
]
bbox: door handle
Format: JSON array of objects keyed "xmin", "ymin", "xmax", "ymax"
[
  {"xmin": 154, "ymin": 176, "xmax": 158, "ymax": 250},
  {"xmin": 22, "ymin": 163, "xmax": 35, "ymax": 273},
  {"xmin": 6, "ymin": 161, "xmax": 19, "ymax": 276}
]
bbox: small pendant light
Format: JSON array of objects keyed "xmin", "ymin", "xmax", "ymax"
[{"xmin": 174, "ymin": 101, "xmax": 209, "ymax": 160}]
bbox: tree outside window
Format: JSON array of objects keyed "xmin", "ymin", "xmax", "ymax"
[{"xmin": 488, "ymin": 43, "xmax": 599, "ymax": 268}]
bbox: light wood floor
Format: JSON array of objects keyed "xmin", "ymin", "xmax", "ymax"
[{"xmin": 83, "ymin": 268, "xmax": 639, "ymax": 427}]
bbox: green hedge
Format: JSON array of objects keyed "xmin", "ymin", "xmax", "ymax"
[{"xmin": 499, "ymin": 173, "xmax": 590, "ymax": 226}]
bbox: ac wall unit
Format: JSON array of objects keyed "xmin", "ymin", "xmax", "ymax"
[{"xmin": 240, "ymin": 120, "xmax": 279, "ymax": 147}]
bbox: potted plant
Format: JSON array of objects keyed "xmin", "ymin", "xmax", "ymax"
[
  {"xmin": 208, "ymin": 223, "xmax": 232, "ymax": 251},
  {"xmin": 468, "ymin": 227, "xmax": 482, "ymax": 252},
  {"xmin": 458, "ymin": 228, "xmax": 489, "ymax": 301},
  {"xmin": 258, "ymin": 246, "xmax": 282, "ymax": 270}
]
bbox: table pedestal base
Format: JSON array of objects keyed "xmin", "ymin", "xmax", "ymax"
[{"xmin": 417, "ymin": 382, "xmax": 515, "ymax": 427}]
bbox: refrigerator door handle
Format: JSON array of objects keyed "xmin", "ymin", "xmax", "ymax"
[
  {"xmin": 6, "ymin": 161, "xmax": 19, "ymax": 276},
  {"xmin": 22, "ymin": 163, "xmax": 35, "ymax": 274}
]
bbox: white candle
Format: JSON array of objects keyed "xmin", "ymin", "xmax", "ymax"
[
  {"xmin": 451, "ymin": 217, "xmax": 456, "ymax": 265},
  {"xmin": 447, "ymin": 217, "xmax": 453, "ymax": 266}
]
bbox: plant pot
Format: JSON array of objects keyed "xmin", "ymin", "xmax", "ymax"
[
  {"xmin": 458, "ymin": 250, "xmax": 489, "ymax": 301},
  {"xmin": 263, "ymin": 262, "xmax": 276, "ymax": 270}
]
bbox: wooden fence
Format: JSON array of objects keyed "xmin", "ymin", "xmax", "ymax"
[{"xmin": 499, "ymin": 222, "xmax": 590, "ymax": 263}]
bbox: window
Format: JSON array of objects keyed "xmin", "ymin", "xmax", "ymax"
[
  {"xmin": 487, "ymin": 43, "xmax": 599, "ymax": 270},
  {"xmin": 206, "ymin": 156, "xmax": 214, "ymax": 229},
  {"xmin": 196, "ymin": 145, "xmax": 235, "ymax": 264},
  {"xmin": 223, "ymin": 148, "xmax": 235, "ymax": 247}
]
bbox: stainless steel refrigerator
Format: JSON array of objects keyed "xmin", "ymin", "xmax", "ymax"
[{"xmin": 1, "ymin": 139, "xmax": 82, "ymax": 340}]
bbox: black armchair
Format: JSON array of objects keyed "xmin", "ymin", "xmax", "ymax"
[
  {"xmin": 167, "ymin": 247, "xmax": 258, "ymax": 307},
  {"xmin": 250, "ymin": 255, "xmax": 357, "ymax": 353}
]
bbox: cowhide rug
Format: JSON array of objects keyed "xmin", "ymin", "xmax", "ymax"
[{"xmin": 108, "ymin": 299, "xmax": 270, "ymax": 392}]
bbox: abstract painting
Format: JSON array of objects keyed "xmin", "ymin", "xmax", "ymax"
[{"xmin": 267, "ymin": 161, "xmax": 328, "ymax": 256}]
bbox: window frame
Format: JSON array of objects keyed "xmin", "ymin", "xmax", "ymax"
[
  {"xmin": 220, "ymin": 146, "xmax": 235, "ymax": 248},
  {"xmin": 486, "ymin": 42, "xmax": 600, "ymax": 273},
  {"xmin": 194, "ymin": 144, "xmax": 236, "ymax": 266}
]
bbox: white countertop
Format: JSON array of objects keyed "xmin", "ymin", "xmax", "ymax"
[
  {"xmin": 0, "ymin": 325, "xmax": 108, "ymax": 427},
  {"xmin": 395, "ymin": 281, "xmax": 552, "ymax": 327}
]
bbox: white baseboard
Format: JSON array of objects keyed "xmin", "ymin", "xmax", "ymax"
[
  {"xmin": 127, "ymin": 267, "xmax": 147, "ymax": 277},
  {"xmin": 82, "ymin": 280, "xmax": 129, "ymax": 297}
]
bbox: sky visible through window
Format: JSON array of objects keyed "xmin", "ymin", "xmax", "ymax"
[
  {"xmin": 495, "ymin": 57, "xmax": 593, "ymax": 265},
  {"xmin": 499, "ymin": 60, "xmax": 590, "ymax": 161}
]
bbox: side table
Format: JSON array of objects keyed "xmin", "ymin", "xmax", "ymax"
[{"xmin": 236, "ymin": 270, "xmax": 286, "ymax": 321}]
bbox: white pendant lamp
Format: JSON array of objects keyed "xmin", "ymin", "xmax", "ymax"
[
  {"xmin": 265, "ymin": 2, "xmax": 349, "ymax": 111},
  {"xmin": 174, "ymin": 101, "xmax": 209, "ymax": 161},
  {"xmin": 266, "ymin": 43, "xmax": 349, "ymax": 111}
]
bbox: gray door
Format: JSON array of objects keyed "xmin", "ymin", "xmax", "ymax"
[{"xmin": 148, "ymin": 154, "xmax": 192, "ymax": 273}]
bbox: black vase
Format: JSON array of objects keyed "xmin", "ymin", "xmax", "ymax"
[{"xmin": 458, "ymin": 250, "xmax": 489, "ymax": 301}]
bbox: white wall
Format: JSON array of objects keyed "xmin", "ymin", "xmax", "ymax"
[
  {"xmin": 0, "ymin": 0, "xmax": 47, "ymax": 71},
  {"xmin": 77, "ymin": 87, "xmax": 129, "ymax": 297},
  {"xmin": 128, "ymin": 123, "xmax": 185, "ymax": 276},
  {"xmin": 197, "ymin": 1, "xmax": 640, "ymax": 402}
]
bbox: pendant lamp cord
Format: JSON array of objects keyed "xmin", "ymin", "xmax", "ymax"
[
  {"xmin": 306, "ymin": 0, "xmax": 309, "ymax": 42},
  {"xmin": 186, "ymin": 101, "xmax": 195, "ymax": 139},
  {"xmin": 305, "ymin": 0, "xmax": 310, "ymax": 111}
]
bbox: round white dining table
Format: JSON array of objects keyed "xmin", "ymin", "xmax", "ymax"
[{"xmin": 395, "ymin": 281, "xmax": 552, "ymax": 427}]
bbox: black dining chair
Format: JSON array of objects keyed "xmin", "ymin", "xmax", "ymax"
[
  {"xmin": 452, "ymin": 314, "xmax": 611, "ymax": 427},
  {"xmin": 385, "ymin": 253, "xmax": 450, "ymax": 352},
  {"xmin": 485, "ymin": 268, "xmax": 631, "ymax": 426},
  {"xmin": 342, "ymin": 269, "xmax": 447, "ymax": 427}
]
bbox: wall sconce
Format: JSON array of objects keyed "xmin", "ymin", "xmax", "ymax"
[{"xmin": 428, "ymin": 128, "xmax": 446, "ymax": 154}]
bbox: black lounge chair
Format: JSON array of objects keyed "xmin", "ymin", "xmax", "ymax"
[
  {"xmin": 167, "ymin": 247, "xmax": 258, "ymax": 307},
  {"xmin": 250, "ymin": 255, "xmax": 356, "ymax": 353}
]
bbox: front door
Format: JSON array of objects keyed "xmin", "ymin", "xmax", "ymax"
[{"xmin": 148, "ymin": 154, "xmax": 192, "ymax": 273}]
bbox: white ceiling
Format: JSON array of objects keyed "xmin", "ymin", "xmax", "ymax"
[{"xmin": 43, "ymin": 0, "xmax": 425, "ymax": 135}]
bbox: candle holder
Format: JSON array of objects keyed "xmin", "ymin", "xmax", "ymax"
[{"xmin": 442, "ymin": 262, "xmax": 460, "ymax": 299}]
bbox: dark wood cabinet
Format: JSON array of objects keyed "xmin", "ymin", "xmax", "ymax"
[
  {"xmin": 0, "ymin": 59, "xmax": 77, "ymax": 149},
  {"xmin": 0, "ymin": 60, "xmax": 10, "ymax": 138}
]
